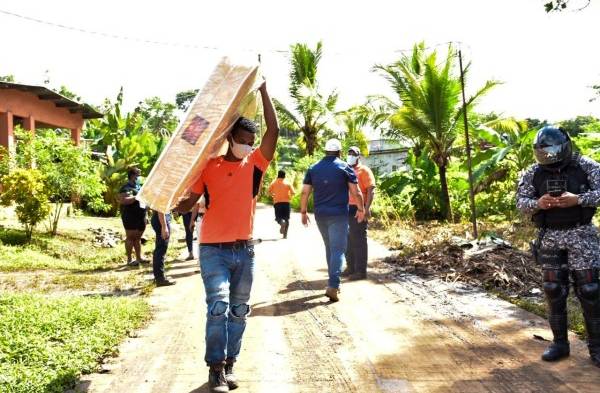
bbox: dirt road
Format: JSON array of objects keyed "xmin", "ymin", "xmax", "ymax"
[{"xmin": 76, "ymin": 206, "xmax": 600, "ymax": 392}]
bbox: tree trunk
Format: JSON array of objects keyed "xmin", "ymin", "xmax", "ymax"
[
  {"xmin": 438, "ymin": 164, "xmax": 454, "ymax": 222},
  {"xmin": 305, "ymin": 131, "xmax": 317, "ymax": 156},
  {"xmin": 50, "ymin": 202, "xmax": 63, "ymax": 236}
]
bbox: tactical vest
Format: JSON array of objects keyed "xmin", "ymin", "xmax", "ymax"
[{"xmin": 532, "ymin": 157, "xmax": 596, "ymax": 229}]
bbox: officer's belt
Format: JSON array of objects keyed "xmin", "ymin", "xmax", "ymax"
[{"xmin": 536, "ymin": 219, "xmax": 592, "ymax": 230}]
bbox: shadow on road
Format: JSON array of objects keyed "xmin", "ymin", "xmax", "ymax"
[
  {"xmin": 252, "ymin": 294, "xmax": 326, "ymax": 317},
  {"xmin": 187, "ymin": 382, "xmax": 209, "ymax": 393},
  {"xmin": 278, "ymin": 278, "xmax": 330, "ymax": 294}
]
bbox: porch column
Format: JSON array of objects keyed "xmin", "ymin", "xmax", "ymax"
[
  {"xmin": 0, "ymin": 111, "xmax": 14, "ymax": 153},
  {"xmin": 71, "ymin": 127, "xmax": 81, "ymax": 145},
  {"xmin": 22, "ymin": 115, "xmax": 36, "ymax": 136}
]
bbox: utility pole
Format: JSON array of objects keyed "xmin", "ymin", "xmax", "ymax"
[
  {"xmin": 257, "ymin": 53, "xmax": 263, "ymax": 136},
  {"xmin": 458, "ymin": 49, "xmax": 478, "ymax": 239}
]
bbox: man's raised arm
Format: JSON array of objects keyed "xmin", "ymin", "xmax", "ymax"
[{"xmin": 258, "ymin": 81, "xmax": 279, "ymax": 161}]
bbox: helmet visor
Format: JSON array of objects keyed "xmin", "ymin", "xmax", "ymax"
[{"xmin": 534, "ymin": 142, "xmax": 570, "ymax": 165}]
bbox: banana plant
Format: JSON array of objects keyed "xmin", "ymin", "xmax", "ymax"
[
  {"xmin": 85, "ymin": 89, "xmax": 166, "ymax": 214},
  {"xmin": 470, "ymin": 118, "xmax": 536, "ymax": 193}
]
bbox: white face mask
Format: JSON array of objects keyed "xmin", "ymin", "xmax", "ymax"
[
  {"xmin": 347, "ymin": 156, "xmax": 359, "ymax": 166},
  {"xmin": 230, "ymin": 139, "xmax": 253, "ymax": 159}
]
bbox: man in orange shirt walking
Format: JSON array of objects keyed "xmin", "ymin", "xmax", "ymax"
[
  {"xmin": 268, "ymin": 170, "xmax": 295, "ymax": 238},
  {"xmin": 176, "ymin": 81, "xmax": 278, "ymax": 393},
  {"xmin": 343, "ymin": 146, "xmax": 376, "ymax": 281}
]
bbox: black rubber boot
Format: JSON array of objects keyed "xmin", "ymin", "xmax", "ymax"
[
  {"xmin": 542, "ymin": 341, "xmax": 570, "ymax": 361},
  {"xmin": 208, "ymin": 363, "xmax": 229, "ymax": 392},
  {"xmin": 573, "ymin": 268, "xmax": 600, "ymax": 368},
  {"xmin": 225, "ymin": 358, "xmax": 239, "ymax": 390},
  {"xmin": 541, "ymin": 267, "xmax": 570, "ymax": 362}
]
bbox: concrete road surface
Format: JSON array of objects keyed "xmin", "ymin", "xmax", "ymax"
[{"xmin": 76, "ymin": 205, "xmax": 600, "ymax": 392}]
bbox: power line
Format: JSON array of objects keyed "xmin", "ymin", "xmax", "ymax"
[
  {"xmin": 0, "ymin": 8, "xmax": 472, "ymax": 57},
  {"xmin": 0, "ymin": 8, "xmax": 264, "ymax": 52}
]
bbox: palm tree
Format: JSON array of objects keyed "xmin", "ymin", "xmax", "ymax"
[
  {"xmin": 372, "ymin": 42, "xmax": 499, "ymax": 221},
  {"xmin": 274, "ymin": 42, "xmax": 338, "ymax": 156},
  {"xmin": 336, "ymin": 106, "xmax": 370, "ymax": 156}
]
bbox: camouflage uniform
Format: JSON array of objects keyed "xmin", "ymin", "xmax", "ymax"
[
  {"xmin": 517, "ymin": 154, "xmax": 600, "ymax": 366},
  {"xmin": 516, "ymin": 154, "xmax": 600, "ymax": 270}
]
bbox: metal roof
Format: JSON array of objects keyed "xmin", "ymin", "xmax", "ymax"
[{"xmin": 0, "ymin": 81, "xmax": 103, "ymax": 119}]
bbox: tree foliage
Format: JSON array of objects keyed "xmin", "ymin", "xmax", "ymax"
[
  {"xmin": 176, "ymin": 89, "xmax": 199, "ymax": 111},
  {"xmin": 560, "ymin": 115, "xmax": 599, "ymax": 136},
  {"xmin": 544, "ymin": 0, "xmax": 591, "ymax": 12},
  {"xmin": 372, "ymin": 42, "xmax": 499, "ymax": 221},
  {"xmin": 336, "ymin": 107, "xmax": 370, "ymax": 156},
  {"xmin": 275, "ymin": 42, "xmax": 338, "ymax": 156},
  {"xmin": 84, "ymin": 89, "xmax": 167, "ymax": 214},
  {"xmin": 470, "ymin": 118, "xmax": 536, "ymax": 193},
  {"xmin": 136, "ymin": 97, "xmax": 178, "ymax": 138},
  {"xmin": 15, "ymin": 129, "xmax": 108, "ymax": 235}
]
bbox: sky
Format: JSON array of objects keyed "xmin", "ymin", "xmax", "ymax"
[{"xmin": 1, "ymin": 0, "xmax": 599, "ymax": 127}]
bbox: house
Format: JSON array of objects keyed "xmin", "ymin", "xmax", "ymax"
[
  {"xmin": 0, "ymin": 82, "xmax": 102, "ymax": 153},
  {"xmin": 364, "ymin": 139, "xmax": 409, "ymax": 175}
]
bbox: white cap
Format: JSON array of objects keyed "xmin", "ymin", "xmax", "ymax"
[{"xmin": 325, "ymin": 138, "xmax": 342, "ymax": 152}]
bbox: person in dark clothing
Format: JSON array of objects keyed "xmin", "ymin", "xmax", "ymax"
[
  {"xmin": 150, "ymin": 212, "xmax": 175, "ymax": 286},
  {"xmin": 182, "ymin": 211, "xmax": 197, "ymax": 260},
  {"xmin": 517, "ymin": 125, "xmax": 600, "ymax": 367},
  {"xmin": 343, "ymin": 146, "xmax": 376, "ymax": 281},
  {"xmin": 301, "ymin": 138, "xmax": 365, "ymax": 302},
  {"xmin": 118, "ymin": 167, "xmax": 148, "ymax": 266}
]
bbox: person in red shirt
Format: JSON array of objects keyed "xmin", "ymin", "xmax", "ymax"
[
  {"xmin": 268, "ymin": 170, "xmax": 295, "ymax": 238},
  {"xmin": 343, "ymin": 146, "xmax": 376, "ymax": 280},
  {"xmin": 176, "ymin": 81, "xmax": 278, "ymax": 392}
]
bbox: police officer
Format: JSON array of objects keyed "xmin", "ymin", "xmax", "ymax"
[{"xmin": 517, "ymin": 125, "xmax": 600, "ymax": 367}]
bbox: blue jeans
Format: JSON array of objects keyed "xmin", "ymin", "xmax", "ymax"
[
  {"xmin": 199, "ymin": 245, "xmax": 255, "ymax": 365},
  {"xmin": 315, "ymin": 214, "xmax": 349, "ymax": 289},
  {"xmin": 151, "ymin": 213, "xmax": 171, "ymax": 281}
]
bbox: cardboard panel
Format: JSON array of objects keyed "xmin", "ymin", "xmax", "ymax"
[{"xmin": 138, "ymin": 58, "xmax": 260, "ymax": 213}]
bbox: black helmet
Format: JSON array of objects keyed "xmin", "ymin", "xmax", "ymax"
[{"xmin": 533, "ymin": 126, "xmax": 572, "ymax": 167}]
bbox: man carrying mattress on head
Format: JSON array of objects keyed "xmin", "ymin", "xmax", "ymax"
[{"xmin": 176, "ymin": 80, "xmax": 278, "ymax": 392}]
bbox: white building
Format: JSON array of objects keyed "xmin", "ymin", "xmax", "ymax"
[{"xmin": 364, "ymin": 139, "xmax": 409, "ymax": 175}]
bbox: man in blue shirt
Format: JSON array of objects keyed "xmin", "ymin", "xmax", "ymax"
[{"xmin": 301, "ymin": 138, "xmax": 365, "ymax": 301}]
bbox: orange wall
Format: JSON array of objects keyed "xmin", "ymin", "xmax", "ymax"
[{"xmin": 0, "ymin": 89, "xmax": 84, "ymax": 129}]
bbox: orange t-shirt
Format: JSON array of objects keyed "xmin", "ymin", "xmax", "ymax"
[
  {"xmin": 191, "ymin": 149, "xmax": 270, "ymax": 243},
  {"xmin": 348, "ymin": 163, "xmax": 375, "ymax": 207},
  {"xmin": 268, "ymin": 178, "xmax": 295, "ymax": 203}
]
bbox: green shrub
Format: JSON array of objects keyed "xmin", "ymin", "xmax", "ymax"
[
  {"xmin": 15, "ymin": 130, "xmax": 109, "ymax": 235},
  {"xmin": 378, "ymin": 149, "xmax": 442, "ymax": 220},
  {"xmin": 0, "ymin": 169, "xmax": 51, "ymax": 240},
  {"xmin": 0, "ymin": 228, "xmax": 29, "ymax": 246}
]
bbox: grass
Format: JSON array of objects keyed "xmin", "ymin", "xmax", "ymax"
[
  {"xmin": 0, "ymin": 211, "xmax": 192, "ymax": 392},
  {"xmin": 0, "ymin": 228, "xmax": 124, "ymax": 272},
  {"xmin": 0, "ymin": 293, "xmax": 149, "ymax": 393}
]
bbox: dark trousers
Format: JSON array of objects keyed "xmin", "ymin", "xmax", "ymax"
[
  {"xmin": 345, "ymin": 205, "xmax": 368, "ymax": 275},
  {"xmin": 151, "ymin": 213, "xmax": 171, "ymax": 281},
  {"xmin": 182, "ymin": 212, "xmax": 195, "ymax": 254}
]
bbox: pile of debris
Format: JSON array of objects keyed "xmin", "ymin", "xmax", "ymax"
[
  {"xmin": 88, "ymin": 228, "xmax": 122, "ymax": 248},
  {"xmin": 384, "ymin": 236, "xmax": 542, "ymax": 297}
]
